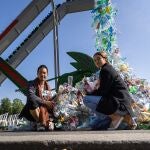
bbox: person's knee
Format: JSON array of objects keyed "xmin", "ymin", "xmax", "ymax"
[
  {"xmin": 30, "ymin": 108, "xmax": 40, "ymax": 118},
  {"xmin": 30, "ymin": 107, "xmax": 39, "ymax": 112}
]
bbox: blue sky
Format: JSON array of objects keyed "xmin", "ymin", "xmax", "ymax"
[{"xmin": 0, "ymin": 0, "xmax": 150, "ymax": 103}]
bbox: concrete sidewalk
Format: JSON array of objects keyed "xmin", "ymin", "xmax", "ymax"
[{"xmin": 0, "ymin": 130, "xmax": 150, "ymax": 150}]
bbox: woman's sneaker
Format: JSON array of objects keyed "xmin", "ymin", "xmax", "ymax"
[
  {"xmin": 130, "ymin": 117, "xmax": 137, "ymax": 130},
  {"xmin": 36, "ymin": 123, "xmax": 45, "ymax": 131},
  {"xmin": 48, "ymin": 121, "xmax": 54, "ymax": 131}
]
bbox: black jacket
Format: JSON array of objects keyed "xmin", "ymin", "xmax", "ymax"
[{"xmin": 89, "ymin": 63, "xmax": 133, "ymax": 115}]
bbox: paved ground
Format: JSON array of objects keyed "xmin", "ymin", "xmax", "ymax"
[{"xmin": 0, "ymin": 130, "xmax": 150, "ymax": 150}]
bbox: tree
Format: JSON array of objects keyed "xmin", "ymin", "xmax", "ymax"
[
  {"xmin": 0, "ymin": 98, "xmax": 12, "ymax": 114},
  {"xmin": 0, "ymin": 105, "xmax": 2, "ymax": 114},
  {"xmin": 12, "ymin": 99, "xmax": 24, "ymax": 114}
]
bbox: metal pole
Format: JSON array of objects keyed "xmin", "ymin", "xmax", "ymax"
[
  {"xmin": 51, "ymin": 0, "xmax": 60, "ymax": 89},
  {"xmin": 55, "ymin": 15, "xmax": 60, "ymax": 77}
]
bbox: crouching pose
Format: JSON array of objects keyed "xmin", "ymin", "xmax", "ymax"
[
  {"xmin": 19, "ymin": 65, "xmax": 54, "ymax": 131},
  {"xmin": 83, "ymin": 51, "xmax": 137, "ymax": 130}
]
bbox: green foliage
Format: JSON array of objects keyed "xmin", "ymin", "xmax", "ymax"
[
  {"xmin": 0, "ymin": 98, "xmax": 24, "ymax": 115},
  {"xmin": 0, "ymin": 105, "xmax": 2, "ymax": 114},
  {"xmin": 138, "ymin": 123, "xmax": 150, "ymax": 130},
  {"xmin": 12, "ymin": 99, "xmax": 24, "ymax": 114},
  {"xmin": 0, "ymin": 98, "xmax": 12, "ymax": 114}
]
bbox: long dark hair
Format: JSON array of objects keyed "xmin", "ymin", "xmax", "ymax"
[{"xmin": 37, "ymin": 65, "xmax": 48, "ymax": 74}]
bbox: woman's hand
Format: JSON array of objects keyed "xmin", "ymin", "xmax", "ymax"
[
  {"xmin": 44, "ymin": 100, "xmax": 54, "ymax": 109},
  {"xmin": 94, "ymin": 79, "xmax": 100, "ymax": 90},
  {"xmin": 43, "ymin": 95, "xmax": 51, "ymax": 101}
]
